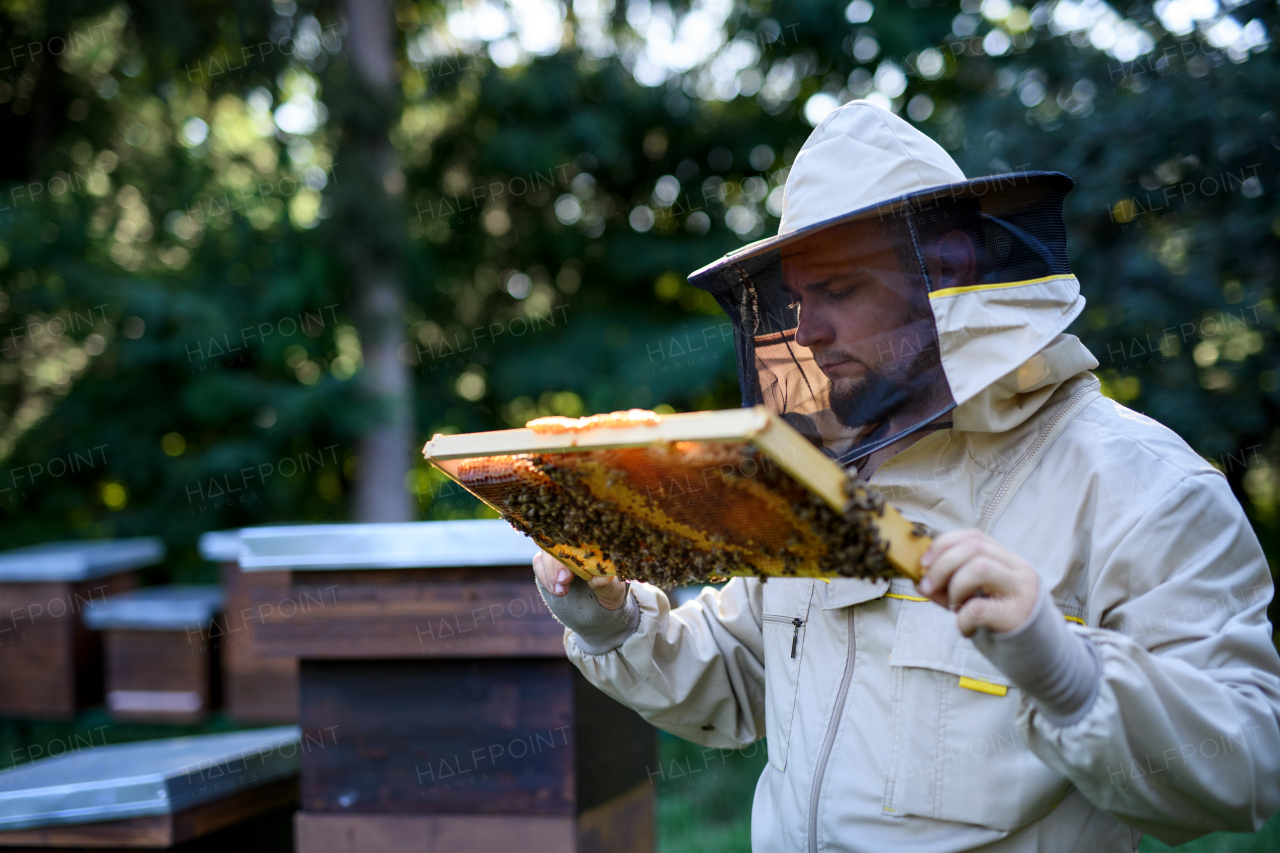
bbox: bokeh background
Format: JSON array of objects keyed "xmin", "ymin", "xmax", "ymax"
[{"xmin": 0, "ymin": 0, "xmax": 1277, "ymax": 848}]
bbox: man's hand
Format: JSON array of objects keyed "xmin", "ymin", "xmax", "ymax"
[
  {"xmin": 533, "ymin": 551, "xmax": 628, "ymax": 611},
  {"xmin": 916, "ymin": 529, "xmax": 1039, "ymax": 637}
]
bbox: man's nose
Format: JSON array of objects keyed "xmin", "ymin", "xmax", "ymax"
[{"xmin": 794, "ymin": 304, "xmax": 833, "ymax": 349}]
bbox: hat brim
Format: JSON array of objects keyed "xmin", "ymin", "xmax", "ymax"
[{"xmin": 688, "ymin": 171, "xmax": 1074, "ymax": 293}]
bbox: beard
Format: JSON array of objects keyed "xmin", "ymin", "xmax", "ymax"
[
  {"xmin": 827, "ymin": 342, "xmax": 945, "ymax": 429},
  {"xmin": 829, "ymin": 366, "xmax": 908, "ymax": 428}
]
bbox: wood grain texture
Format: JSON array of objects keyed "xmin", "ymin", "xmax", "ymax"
[
  {"xmin": 219, "ymin": 562, "xmax": 298, "ymax": 722},
  {"xmin": 0, "ymin": 813, "xmax": 172, "ymax": 848},
  {"xmin": 295, "ymin": 812, "xmax": 576, "ymax": 853},
  {"xmin": 0, "ymin": 777, "xmax": 297, "ymax": 848},
  {"xmin": 250, "ymin": 575, "xmax": 565, "ymax": 659},
  {"xmin": 299, "ymin": 659, "xmax": 577, "ymax": 815},
  {"xmin": 103, "ymin": 629, "xmax": 212, "ymax": 724},
  {"xmin": 297, "ymin": 660, "xmax": 655, "ymax": 818},
  {"xmin": 169, "ymin": 776, "xmax": 297, "ymax": 844},
  {"xmin": 294, "ymin": 784, "xmax": 653, "ymax": 853},
  {"xmin": 0, "ymin": 573, "xmax": 136, "ymax": 719}
]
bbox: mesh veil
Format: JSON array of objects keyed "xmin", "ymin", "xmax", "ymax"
[{"xmin": 690, "ymin": 172, "xmax": 1075, "ymax": 467}]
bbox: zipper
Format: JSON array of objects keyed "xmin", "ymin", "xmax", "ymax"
[
  {"xmin": 762, "ymin": 614, "xmax": 806, "ymax": 658},
  {"xmin": 977, "ymin": 380, "xmax": 1098, "ymax": 533},
  {"xmin": 808, "ymin": 608, "xmax": 856, "ymax": 853}
]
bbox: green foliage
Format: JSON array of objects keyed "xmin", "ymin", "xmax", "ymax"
[
  {"xmin": 656, "ymin": 730, "xmax": 766, "ymax": 853},
  {"xmin": 2, "ymin": 0, "xmax": 1277, "ymax": 572},
  {"xmin": 1140, "ymin": 820, "xmax": 1280, "ymax": 853}
]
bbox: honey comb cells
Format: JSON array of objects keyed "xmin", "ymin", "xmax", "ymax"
[{"xmin": 454, "ymin": 441, "xmax": 895, "ymax": 587}]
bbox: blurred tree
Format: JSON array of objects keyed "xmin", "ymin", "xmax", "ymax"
[
  {"xmin": 0, "ymin": 0, "xmax": 1275, "ymax": 609},
  {"xmin": 329, "ymin": 0, "xmax": 414, "ymax": 521}
]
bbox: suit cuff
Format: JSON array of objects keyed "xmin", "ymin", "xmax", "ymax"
[
  {"xmin": 536, "ymin": 575, "xmax": 640, "ymax": 655},
  {"xmin": 972, "ymin": 583, "xmax": 1102, "ymax": 727}
]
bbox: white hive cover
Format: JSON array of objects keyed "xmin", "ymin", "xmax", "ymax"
[
  {"xmin": 238, "ymin": 519, "xmax": 536, "ymax": 571},
  {"xmin": 0, "ymin": 538, "xmax": 165, "ymax": 583},
  {"xmin": 197, "ymin": 530, "xmax": 240, "ymax": 563},
  {"xmin": 0, "ymin": 726, "xmax": 300, "ymax": 831},
  {"xmin": 82, "ymin": 586, "xmax": 225, "ymax": 632}
]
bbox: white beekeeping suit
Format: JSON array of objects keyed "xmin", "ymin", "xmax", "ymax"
[{"xmin": 536, "ymin": 100, "xmax": 1280, "ymax": 852}]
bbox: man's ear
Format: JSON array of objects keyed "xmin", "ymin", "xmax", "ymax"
[{"xmin": 926, "ymin": 231, "xmax": 976, "ymax": 292}]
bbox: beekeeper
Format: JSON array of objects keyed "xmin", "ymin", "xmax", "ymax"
[{"xmin": 532, "ymin": 99, "xmax": 1280, "ymax": 851}]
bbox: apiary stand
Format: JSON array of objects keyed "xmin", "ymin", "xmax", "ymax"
[
  {"xmin": 239, "ymin": 521, "xmax": 656, "ymax": 853},
  {"xmin": 0, "ymin": 539, "xmax": 163, "ymax": 719},
  {"xmin": 200, "ymin": 530, "xmax": 300, "ymax": 722}
]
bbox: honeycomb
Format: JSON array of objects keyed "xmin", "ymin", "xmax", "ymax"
[{"xmin": 448, "ymin": 439, "xmax": 895, "ymax": 587}]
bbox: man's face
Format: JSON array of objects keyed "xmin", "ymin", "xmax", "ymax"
[{"xmin": 781, "ymin": 217, "xmax": 969, "ymax": 427}]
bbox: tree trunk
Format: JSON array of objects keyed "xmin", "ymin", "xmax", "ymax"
[{"xmin": 341, "ymin": 0, "xmax": 413, "ymax": 522}]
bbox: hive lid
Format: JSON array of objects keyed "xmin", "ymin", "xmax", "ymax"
[
  {"xmin": 0, "ymin": 538, "xmax": 165, "ymax": 582},
  {"xmin": 197, "ymin": 530, "xmax": 240, "ymax": 563},
  {"xmin": 238, "ymin": 519, "xmax": 536, "ymax": 571},
  {"xmin": 82, "ymin": 586, "xmax": 224, "ymax": 631},
  {"xmin": 0, "ymin": 726, "xmax": 300, "ymax": 831}
]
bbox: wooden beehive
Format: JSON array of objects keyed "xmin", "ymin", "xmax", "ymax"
[
  {"xmin": 239, "ymin": 521, "xmax": 656, "ymax": 853},
  {"xmin": 200, "ymin": 530, "xmax": 299, "ymax": 723},
  {"xmin": 0, "ymin": 539, "xmax": 161, "ymax": 720},
  {"xmin": 0, "ymin": 726, "xmax": 299, "ymax": 850},
  {"xmin": 83, "ymin": 586, "xmax": 224, "ymax": 724}
]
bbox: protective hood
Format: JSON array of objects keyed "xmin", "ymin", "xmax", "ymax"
[{"xmin": 689, "ymin": 100, "xmax": 1086, "ymax": 465}]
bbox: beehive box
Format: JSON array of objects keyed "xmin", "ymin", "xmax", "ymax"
[
  {"xmin": 83, "ymin": 586, "xmax": 224, "ymax": 724},
  {"xmin": 238, "ymin": 521, "xmax": 656, "ymax": 853},
  {"xmin": 0, "ymin": 539, "xmax": 162, "ymax": 719},
  {"xmin": 0, "ymin": 727, "xmax": 299, "ymax": 850},
  {"xmin": 422, "ymin": 406, "xmax": 930, "ymax": 587},
  {"xmin": 200, "ymin": 530, "xmax": 299, "ymax": 723}
]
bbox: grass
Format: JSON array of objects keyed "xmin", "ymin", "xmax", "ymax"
[{"xmin": 653, "ymin": 731, "xmax": 1280, "ymax": 853}]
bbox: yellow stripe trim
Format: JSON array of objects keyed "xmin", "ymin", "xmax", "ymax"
[
  {"xmin": 928, "ymin": 273, "xmax": 1075, "ymax": 300},
  {"xmin": 884, "ymin": 592, "xmax": 929, "ymax": 602},
  {"xmin": 958, "ymin": 676, "xmax": 1009, "ymax": 697},
  {"xmin": 1063, "ymin": 614, "xmax": 1085, "ymax": 625}
]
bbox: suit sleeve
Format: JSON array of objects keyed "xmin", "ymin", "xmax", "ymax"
[
  {"xmin": 560, "ymin": 576, "xmax": 767, "ymax": 749},
  {"xmin": 1021, "ymin": 473, "xmax": 1280, "ymax": 845}
]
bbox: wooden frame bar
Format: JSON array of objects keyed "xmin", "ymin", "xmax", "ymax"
[{"xmin": 422, "ymin": 406, "xmax": 929, "ymax": 580}]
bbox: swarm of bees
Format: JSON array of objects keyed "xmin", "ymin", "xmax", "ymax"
[{"xmin": 455, "ymin": 440, "xmax": 894, "ymax": 586}]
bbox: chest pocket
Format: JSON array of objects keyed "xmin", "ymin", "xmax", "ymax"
[
  {"xmin": 883, "ymin": 597, "xmax": 1069, "ymax": 831},
  {"xmin": 761, "ymin": 579, "xmax": 814, "ymax": 772}
]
